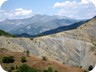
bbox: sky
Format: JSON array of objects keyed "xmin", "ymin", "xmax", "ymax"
[{"xmin": 0, "ymin": 0, "xmax": 96, "ymax": 20}]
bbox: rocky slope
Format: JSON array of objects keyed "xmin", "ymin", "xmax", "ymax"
[{"xmin": 0, "ymin": 17, "xmax": 96, "ymax": 70}]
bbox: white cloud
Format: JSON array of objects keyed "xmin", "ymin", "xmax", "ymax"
[
  {"xmin": 0, "ymin": 0, "xmax": 7, "ymax": 8},
  {"xmin": 0, "ymin": 8, "xmax": 33, "ymax": 20},
  {"xmin": 54, "ymin": 1, "xmax": 79, "ymax": 8},
  {"xmin": 6, "ymin": 8, "xmax": 32, "ymax": 17},
  {"xmin": 54, "ymin": 0, "xmax": 91, "ymax": 8},
  {"xmin": 82, "ymin": 0, "xmax": 89, "ymax": 4},
  {"xmin": 53, "ymin": 0, "xmax": 96, "ymax": 19},
  {"xmin": 90, "ymin": 0, "xmax": 96, "ymax": 7},
  {"xmin": 54, "ymin": 0, "xmax": 96, "ymax": 8},
  {"xmin": 82, "ymin": 0, "xmax": 96, "ymax": 7},
  {"xmin": 15, "ymin": 8, "xmax": 32, "ymax": 16}
]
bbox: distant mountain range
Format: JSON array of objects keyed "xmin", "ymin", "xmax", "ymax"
[
  {"xmin": 0, "ymin": 14, "xmax": 78, "ymax": 36},
  {"xmin": 36, "ymin": 20, "xmax": 88, "ymax": 36},
  {"xmin": 16, "ymin": 20, "xmax": 88, "ymax": 37}
]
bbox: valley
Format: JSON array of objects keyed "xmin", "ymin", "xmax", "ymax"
[{"xmin": 0, "ymin": 16, "xmax": 96, "ymax": 72}]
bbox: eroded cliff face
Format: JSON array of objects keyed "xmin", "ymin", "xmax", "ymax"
[{"xmin": 0, "ymin": 17, "xmax": 96, "ymax": 70}]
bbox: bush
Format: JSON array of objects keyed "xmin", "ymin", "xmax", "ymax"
[
  {"xmin": 43, "ymin": 70, "xmax": 48, "ymax": 72},
  {"xmin": 54, "ymin": 70, "xmax": 58, "ymax": 72},
  {"xmin": 43, "ymin": 67, "xmax": 57, "ymax": 72},
  {"xmin": 9, "ymin": 56, "xmax": 14, "ymax": 63},
  {"xmin": 16, "ymin": 64, "xmax": 38, "ymax": 72},
  {"xmin": 48, "ymin": 67, "xmax": 52, "ymax": 72},
  {"xmin": 2, "ymin": 56, "xmax": 14, "ymax": 63},
  {"xmin": 88, "ymin": 65, "xmax": 93, "ymax": 71},
  {"xmin": 26, "ymin": 50, "xmax": 30, "ymax": 57},
  {"xmin": 10, "ymin": 65, "xmax": 15, "ymax": 70},
  {"xmin": 16, "ymin": 65, "xmax": 18, "ymax": 69},
  {"xmin": 84, "ymin": 70, "xmax": 88, "ymax": 72},
  {"xmin": 42, "ymin": 56, "xmax": 47, "ymax": 61},
  {"xmin": 21, "ymin": 56, "xmax": 27, "ymax": 63}
]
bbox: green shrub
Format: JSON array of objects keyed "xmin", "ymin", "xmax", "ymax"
[
  {"xmin": 43, "ymin": 70, "xmax": 48, "ymax": 72},
  {"xmin": 54, "ymin": 70, "xmax": 58, "ymax": 72},
  {"xmin": 16, "ymin": 65, "xmax": 18, "ymax": 69},
  {"xmin": 26, "ymin": 50, "xmax": 30, "ymax": 57},
  {"xmin": 84, "ymin": 70, "xmax": 88, "ymax": 72},
  {"xmin": 21, "ymin": 56, "xmax": 27, "ymax": 63},
  {"xmin": 2, "ymin": 56, "xmax": 14, "ymax": 63},
  {"xmin": 48, "ymin": 67, "xmax": 52, "ymax": 72},
  {"xmin": 10, "ymin": 65, "xmax": 15, "ymax": 70},
  {"xmin": 88, "ymin": 65, "xmax": 93, "ymax": 71},
  {"xmin": 42, "ymin": 56, "xmax": 47, "ymax": 61},
  {"xmin": 43, "ymin": 67, "xmax": 57, "ymax": 72},
  {"xmin": 16, "ymin": 64, "xmax": 38, "ymax": 72}
]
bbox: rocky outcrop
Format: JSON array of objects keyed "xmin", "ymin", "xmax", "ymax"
[{"xmin": 0, "ymin": 17, "xmax": 96, "ymax": 70}]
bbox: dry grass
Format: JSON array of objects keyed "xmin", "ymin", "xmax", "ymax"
[{"xmin": 0, "ymin": 48, "xmax": 84, "ymax": 72}]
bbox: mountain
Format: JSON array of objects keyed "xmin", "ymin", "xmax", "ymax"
[
  {"xmin": 16, "ymin": 20, "xmax": 88, "ymax": 37},
  {"xmin": 0, "ymin": 14, "xmax": 78, "ymax": 35},
  {"xmin": 0, "ymin": 16, "xmax": 96, "ymax": 71},
  {"xmin": 16, "ymin": 20, "xmax": 87, "ymax": 37},
  {"xmin": 36, "ymin": 20, "xmax": 88, "ymax": 36}
]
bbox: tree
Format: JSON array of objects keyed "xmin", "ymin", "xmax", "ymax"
[
  {"xmin": 9, "ymin": 56, "xmax": 14, "ymax": 63},
  {"xmin": 48, "ymin": 67, "xmax": 52, "ymax": 72},
  {"xmin": 42, "ymin": 56, "xmax": 47, "ymax": 61},
  {"xmin": 21, "ymin": 56, "xmax": 27, "ymax": 63},
  {"xmin": 54, "ymin": 70, "xmax": 58, "ymax": 72},
  {"xmin": 10, "ymin": 65, "xmax": 15, "ymax": 70},
  {"xmin": 16, "ymin": 64, "xmax": 38, "ymax": 72},
  {"xmin": 26, "ymin": 50, "xmax": 30, "ymax": 57},
  {"xmin": 43, "ymin": 67, "xmax": 57, "ymax": 72},
  {"xmin": 2, "ymin": 56, "xmax": 14, "ymax": 63},
  {"xmin": 88, "ymin": 65, "xmax": 93, "ymax": 71},
  {"xmin": 43, "ymin": 70, "xmax": 48, "ymax": 72}
]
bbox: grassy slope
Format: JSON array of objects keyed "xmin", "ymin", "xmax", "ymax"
[{"xmin": 0, "ymin": 30, "xmax": 15, "ymax": 37}]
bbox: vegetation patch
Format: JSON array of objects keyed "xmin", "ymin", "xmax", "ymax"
[
  {"xmin": 0, "ymin": 30, "xmax": 16, "ymax": 37},
  {"xmin": 21, "ymin": 56, "xmax": 27, "ymax": 63},
  {"xmin": 2, "ymin": 56, "xmax": 14, "ymax": 63}
]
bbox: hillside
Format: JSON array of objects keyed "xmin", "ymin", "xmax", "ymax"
[
  {"xmin": 0, "ymin": 16, "xmax": 96, "ymax": 71},
  {"xmin": 0, "ymin": 49, "xmax": 84, "ymax": 72},
  {"xmin": 0, "ymin": 30, "xmax": 15, "ymax": 37}
]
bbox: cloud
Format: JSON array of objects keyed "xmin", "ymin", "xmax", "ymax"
[
  {"xmin": 82, "ymin": 0, "xmax": 89, "ymax": 4},
  {"xmin": 82, "ymin": 0, "xmax": 96, "ymax": 7},
  {"xmin": 90, "ymin": 0, "xmax": 96, "ymax": 7},
  {"xmin": 53, "ymin": 0, "xmax": 96, "ymax": 19},
  {"xmin": 6, "ymin": 8, "xmax": 32, "ymax": 17},
  {"xmin": 15, "ymin": 8, "xmax": 32, "ymax": 16},
  {"xmin": 54, "ymin": 0, "xmax": 91, "ymax": 8},
  {"xmin": 54, "ymin": 1, "xmax": 79, "ymax": 8},
  {"xmin": 0, "ymin": 0, "xmax": 7, "ymax": 8},
  {"xmin": 0, "ymin": 8, "xmax": 33, "ymax": 20}
]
